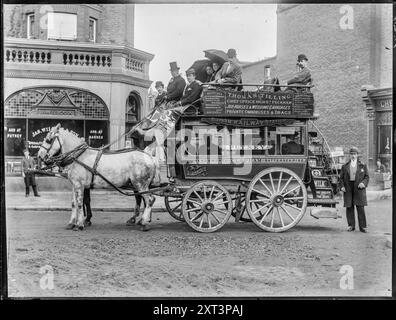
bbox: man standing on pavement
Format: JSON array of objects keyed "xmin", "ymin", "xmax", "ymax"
[
  {"xmin": 339, "ymin": 147, "xmax": 369, "ymax": 232},
  {"xmin": 22, "ymin": 148, "xmax": 40, "ymax": 197},
  {"xmin": 165, "ymin": 62, "xmax": 186, "ymax": 105}
]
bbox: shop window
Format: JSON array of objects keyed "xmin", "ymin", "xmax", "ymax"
[
  {"xmin": 378, "ymin": 125, "xmax": 392, "ymax": 155},
  {"xmin": 47, "ymin": 12, "xmax": 77, "ymax": 40}
]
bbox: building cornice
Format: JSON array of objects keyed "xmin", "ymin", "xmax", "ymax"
[{"xmin": 5, "ymin": 68, "xmax": 153, "ymax": 88}]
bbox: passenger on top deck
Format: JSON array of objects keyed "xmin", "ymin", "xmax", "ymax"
[
  {"xmin": 165, "ymin": 61, "xmax": 186, "ymax": 104},
  {"xmin": 177, "ymin": 68, "xmax": 203, "ymax": 108},
  {"xmin": 210, "ymin": 61, "xmax": 222, "ymax": 82},
  {"xmin": 205, "ymin": 65, "xmax": 214, "ymax": 83},
  {"xmin": 154, "ymin": 81, "xmax": 166, "ymax": 107},
  {"xmin": 215, "ymin": 48, "xmax": 242, "ymax": 89},
  {"xmin": 284, "ymin": 54, "xmax": 312, "ymax": 93}
]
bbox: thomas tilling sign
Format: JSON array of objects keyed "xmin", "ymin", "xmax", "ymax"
[{"xmin": 202, "ymin": 89, "xmax": 314, "ymax": 118}]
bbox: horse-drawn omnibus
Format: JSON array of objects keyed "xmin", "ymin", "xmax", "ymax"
[
  {"xmin": 37, "ymin": 83, "xmax": 340, "ymax": 233},
  {"xmin": 161, "ymin": 84, "xmax": 340, "ymax": 233}
]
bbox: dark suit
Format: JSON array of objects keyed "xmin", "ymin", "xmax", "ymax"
[
  {"xmin": 282, "ymin": 141, "xmax": 304, "ymax": 155},
  {"xmin": 339, "ymin": 160, "xmax": 369, "ymax": 229},
  {"xmin": 166, "ymin": 75, "xmax": 186, "ymax": 102},
  {"xmin": 22, "ymin": 156, "xmax": 39, "ymax": 196},
  {"xmin": 154, "ymin": 92, "xmax": 166, "ymax": 107},
  {"xmin": 180, "ymin": 80, "xmax": 202, "ymax": 107}
]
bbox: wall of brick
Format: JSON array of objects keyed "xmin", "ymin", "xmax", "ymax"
[
  {"xmin": 242, "ymin": 4, "xmax": 392, "ymax": 163},
  {"xmin": 3, "ymin": 4, "xmax": 134, "ymax": 46}
]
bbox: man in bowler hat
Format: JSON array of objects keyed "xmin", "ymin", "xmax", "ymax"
[
  {"xmin": 22, "ymin": 148, "xmax": 40, "ymax": 197},
  {"xmin": 339, "ymin": 147, "xmax": 369, "ymax": 232},
  {"xmin": 166, "ymin": 62, "xmax": 186, "ymax": 103},
  {"xmin": 284, "ymin": 54, "xmax": 312, "ymax": 92},
  {"xmin": 178, "ymin": 68, "xmax": 203, "ymax": 108}
]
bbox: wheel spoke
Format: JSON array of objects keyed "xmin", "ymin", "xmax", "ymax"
[
  {"xmin": 209, "ymin": 185, "xmax": 215, "ymax": 199},
  {"xmin": 187, "ymin": 198, "xmax": 202, "ymax": 206},
  {"xmin": 270, "ymin": 208, "xmax": 275, "ymax": 228},
  {"xmin": 259, "ymin": 206, "xmax": 273, "ymax": 224},
  {"xmin": 210, "ymin": 211, "xmax": 222, "ymax": 224},
  {"xmin": 258, "ymin": 178, "xmax": 273, "ymax": 196},
  {"xmin": 251, "ymin": 188, "xmax": 271, "ymax": 199},
  {"xmin": 252, "ymin": 202, "xmax": 271, "ymax": 215},
  {"xmin": 277, "ymin": 207, "xmax": 285, "ymax": 227},
  {"xmin": 199, "ymin": 215, "xmax": 205, "ymax": 228},
  {"xmin": 171, "ymin": 202, "xmax": 182, "ymax": 213},
  {"xmin": 282, "ymin": 185, "xmax": 301, "ymax": 197},
  {"xmin": 277, "ymin": 171, "xmax": 283, "ymax": 193},
  {"xmin": 283, "ymin": 201, "xmax": 302, "ymax": 212},
  {"xmin": 214, "ymin": 208, "xmax": 228, "ymax": 215},
  {"xmin": 207, "ymin": 214, "xmax": 212, "ymax": 229},
  {"xmin": 280, "ymin": 205, "xmax": 296, "ymax": 222},
  {"xmin": 203, "ymin": 185, "xmax": 207, "ymax": 200},
  {"xmin": 269, "ymin": 172, "xmax": 276, "ymax": 193},
  {"xmin": 186, "ymin": 206, "xmax": 201, "ymax": 213},
  {"xmin": 249, "ymin": 198, "xmax": 268, "ymax": 203},
  {"xmin": 213, "ymin": 191, "xmax": 225, "ymax": 202},
  {"xmin": 193, "ymin": 190, "xmax": 204, "ymax": 202},
  {"xmin": 190, "ymin": 211, "xmax": 203, "ymax": 222},
  {"xmin": 279, "ymin": 176, "xmax": 293, "ymax": 194}
]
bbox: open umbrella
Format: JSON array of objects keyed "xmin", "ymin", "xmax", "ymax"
[
  {"xmin": 187, "ymin": 59, "xmax": 212, "ymax": 83},
  {"xmin": 204, "ymin": 49, "xmax": 228, "ymax": 64}
]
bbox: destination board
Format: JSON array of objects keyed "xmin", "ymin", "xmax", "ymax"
[{"xmin": 202, "ymin": 88, "xmax": 314, "ymax": 118}]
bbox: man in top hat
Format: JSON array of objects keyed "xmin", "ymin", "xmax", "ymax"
[
  {"xmin": 284, "ymin": 54, "xmax": 312, "ymax": 92},
  {"xmin": 154, "ymin": 81, "xmax": 166, "ymax": 108},
  {"xmin": 216, "ymin": 48, "xmax": 242, "ymax": 87},
  {"xmin": 22, "ymin": 148, "xmax": 40, "ymax": 197},
  {"xmin": 166, "ymin": 62, "xmax": 186, "ymax": 103},
  {"xmin": 339, "ymin": 147, "xmax": 369, "ymax": 232},
  {"xmin": 178, "ymin": 68, "xmax": 203, "ymax": 108}
]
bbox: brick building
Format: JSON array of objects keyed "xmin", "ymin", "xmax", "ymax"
[
  {"xmin": 242, "ymin": 4, "xmax": 392, "ymax": 172},
  {"xmin": 4, "ymin": 4, "xmax": 154, "ymax": 176}
]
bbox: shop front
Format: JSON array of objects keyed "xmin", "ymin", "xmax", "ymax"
[
  {"xmin": 4, "ymin": 86, "xmax": 110, "ymax": 176},
  {"xmin": 362, "ymin": 86, "xmax": 392, "ymax": 189}
]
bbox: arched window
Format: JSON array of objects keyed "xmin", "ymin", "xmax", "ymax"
[
  {"xmin": 126, "ymin": 92, "xmax": 141, "ymax": 124},
  {"xmin": 125, "ymin": 92, "xmax": 142, "ymax": 148}
]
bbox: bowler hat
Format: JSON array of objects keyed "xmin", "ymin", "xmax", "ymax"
[
  {"xmin": 349, "ymin": 147, "xmax": 359, "ymax": 154},
  {"xmin": 169, "ymin": 61, "xmax": 180, "ymax": 71},
  {"xmin": 155, "ymin": 81, "xmax": 164, "ymax": 88},
  {"xmin": 186, "ymin": 68, "xmax": 196, "ymax": 76},
  {"xmin": 297, "ymin": 54, "xmax": 308, "ymax": 62},
  {"xmin": 227, "ymin": 48, "xmax": 237, "ymax": 58}
]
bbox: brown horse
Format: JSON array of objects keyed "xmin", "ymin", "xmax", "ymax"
[{"xmin": 37, "ymin": 124, "xmax": 159, "ymax": 231}]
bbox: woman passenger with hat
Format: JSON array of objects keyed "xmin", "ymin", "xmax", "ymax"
[
  {"xmin": 154, "ymin": 81, "xmax": 166, "ymax": 107},
  {"xmin": 339, "ymin": 147, "xmax": 370, "ymax": 232}
]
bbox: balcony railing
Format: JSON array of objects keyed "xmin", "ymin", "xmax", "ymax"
[{"xmin": 4, "ymin": 38, "xmax": 154, "ymax": 79}]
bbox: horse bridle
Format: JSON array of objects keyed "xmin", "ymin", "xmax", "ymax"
[{"xmin": 40, "ymin": 134, "xmax": 63, "ymax": 162}]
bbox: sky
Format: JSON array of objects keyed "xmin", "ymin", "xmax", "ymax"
[{"xmin": 134, "ymin": 4, "xmax": 277, "ymax": 90}]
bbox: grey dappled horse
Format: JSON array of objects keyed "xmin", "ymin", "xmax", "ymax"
[{"xmin": 37, "ymin": 124, "xmax": 160, "ymax": 231}]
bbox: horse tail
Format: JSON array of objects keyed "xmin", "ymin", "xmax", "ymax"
[{"xmin": 144, "ymin": 143, "xmax": 161, "ymax": 186}]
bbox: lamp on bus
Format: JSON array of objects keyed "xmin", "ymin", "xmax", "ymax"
[{"xmin": 264, "ymin": 65, "xmax": 271, "ymax": 80}]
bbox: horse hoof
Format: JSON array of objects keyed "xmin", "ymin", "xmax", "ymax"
[
  {"xmin": 84, "ymin": 220, "xmax": 92, "ymax": 227},
  {"xmin": 141, "ymin": 225, "xmax": 150, "ymax": 232},
  {"xmin": 78, "ymin": 225, "xmax": 84, "ymax": 231},
  {"xmin": 136, "ymin": 219, "xmax": 143, "ymax": 226},
  {"xmin": 66, "ymin": 223, "xmax": 75, "ymax": 230},
  {"xmin": 126, "ymin": 218, "xmax": 135, "ymax": 226}
]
